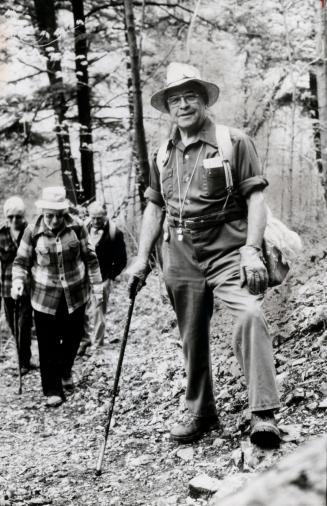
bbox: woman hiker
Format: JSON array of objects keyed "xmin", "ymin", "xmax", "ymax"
[{"xmin": 11, "ymin": 186, "xmax": 103, "ymax": 407}]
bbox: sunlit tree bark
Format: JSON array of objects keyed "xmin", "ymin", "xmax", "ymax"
[{"xmin": 33, "ymin": 0, "xmax": 80, "ymax": 204}]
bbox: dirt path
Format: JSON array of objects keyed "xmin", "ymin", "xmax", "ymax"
[{"xmin": 1, "ymin": 254, "xmax": 327, "ymax": 505}]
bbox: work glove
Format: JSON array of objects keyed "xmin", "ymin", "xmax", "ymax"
[
  {"xmin": 11, "ymin": 279, "xmax": 24, "ymax": 300},
  {"xmin": 125, "ymin": 258, "xmax": 149, "ymax": 299},
  {"xmin": 93, "ymin": 283, "xmax": 103, "ymax": 307},
  {"xmin": 239, "ymin": 245, "xmax": 268, "ymax": 295}
]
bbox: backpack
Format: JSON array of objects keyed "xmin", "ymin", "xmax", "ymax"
[{"xmin": 156, "ymin": 124, "xmax": 302, "ymax": 287}]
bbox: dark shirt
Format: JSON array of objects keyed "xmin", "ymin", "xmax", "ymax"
[
  {"xmin": 145, "ymin": 117, "xmax": 268, "ymax": 219},
  {"xmin": 86, "ymin": 222, "xmax": 127, "ymax": 281},
  {"xmin": 0, "ymin": 222, "xmax": 27, "ymax": 297}
]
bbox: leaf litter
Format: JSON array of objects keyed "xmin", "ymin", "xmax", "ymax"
[{"xmin": 1, "ymin": 237, "xmax": 327, "ymax": 505}]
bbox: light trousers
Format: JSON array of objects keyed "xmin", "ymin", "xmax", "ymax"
[{"xmin": 83, "ymin": 278, "xmax": 111, "ymax": 347}]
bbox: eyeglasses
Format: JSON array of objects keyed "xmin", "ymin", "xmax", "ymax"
[
  {"xmin": 44, "ymin": 213, "xmax": 65, "ymax": 221},
  {"xmin": 167, "ymin": 92, "xmax": 200, "ymax": 108},
  {"xmin": 7, "ymin": 215, "xmax": 24, "ymax": 220}
]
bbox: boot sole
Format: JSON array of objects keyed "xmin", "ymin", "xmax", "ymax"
[{"xmin": 250, "ymin": 428, "xmax": 281, "ymax": 449}]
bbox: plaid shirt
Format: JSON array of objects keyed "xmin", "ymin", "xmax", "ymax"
[
  {"xmin": 0, "ymin": 222, "xmax": 27, "ymax": 297},
  {"xmin": 12, "ymin": 214, "xmax": 102, "ymax": 315}
]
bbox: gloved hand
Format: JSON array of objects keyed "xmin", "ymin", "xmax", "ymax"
[
  {"xmin": 93, "ymin": 283, "xmax": 103, "ymax": 307},
  {"xmin": 125, "ymin": 258, "xmax": 149, "ymax": 299},
  {"xmin": 11, "ymin": 279, "xmax": 24, "ymax": 300},
  {"xmin": 239, "ymin": 245, "xmax": 268, "ymax": 295}
]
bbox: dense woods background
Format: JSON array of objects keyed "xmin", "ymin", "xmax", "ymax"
[
  {"xmin": 1, "ymin": 3, "xmax": 327, "ymax": 505},
  {"xmin": 1, "ymin": 0, "xmax": 327, "ymax": 245}
]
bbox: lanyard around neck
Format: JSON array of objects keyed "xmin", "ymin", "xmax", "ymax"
[{"xmin": 175, "ymin": 143, "xmax": 204, "ymax": 226}]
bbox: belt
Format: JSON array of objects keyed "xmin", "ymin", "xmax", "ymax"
[{"xmin": 167, "ymin": 209, "xmax": 245, "ymax": 231}]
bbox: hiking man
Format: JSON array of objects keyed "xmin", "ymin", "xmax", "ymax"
[
  {"xmin": 78, "ymin": 202, "xmax": 127, "ymax": 354},
  {"xmin": 127, "ymin": 62, "xmax": 281, "ymax": 448},
  {"xmin": 0, "ymin": 196, "xmax": 33, "ymax": 374}
]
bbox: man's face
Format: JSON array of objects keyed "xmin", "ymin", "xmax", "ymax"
[
  {"xmin": 6, "ymin": 212, "xmax": 25, "ymax": 232},
  {"xmin": 43, "ymin": 209, "xmax": 65, "ymax": 232},
  {"xmin": 90, "ymin": 212, "xmax": 107, "ymax": 230},
  {"xmin": 166, "ymin": 84, "xmax": 207, "ymax": 132}
]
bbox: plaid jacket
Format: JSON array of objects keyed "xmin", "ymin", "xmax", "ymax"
[
  {"xmin": 12, "ymin": 214, "xmax": 102, "ymax": 315},
  {"xmin": 0, "ymin": 222, "xmax": 27, "ymax": 297}
]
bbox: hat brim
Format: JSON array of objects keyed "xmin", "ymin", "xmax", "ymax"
[
  {"xmin": 151, "ymin": 78, "xmax": 219, "ymax": 113},
  {"xmin": 35, "ymin": 199, "xmax": 70, "ymax": 211}
]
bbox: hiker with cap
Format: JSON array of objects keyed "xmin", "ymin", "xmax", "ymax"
[
  {"xmin": 0, "ymin": 196, "xmax": 33, "ymax": 374},
  {"xmin": 127, "ymin": 62, "xmax": 281, "ymax": 448},
  {"xmin": 11, "ymin": 186, "xmax": 103, "ymax": 407},
  {"xmin": 78, "ymin": 201, "xmax": 127, "ymax": 355}
]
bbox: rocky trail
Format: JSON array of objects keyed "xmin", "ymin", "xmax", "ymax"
[{"xmin": 1, "ymin": 236, "xmax": 327, "ymax": 506}]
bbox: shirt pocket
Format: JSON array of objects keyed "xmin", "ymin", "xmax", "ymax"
[
  {"xmin": 68, "ymin": 239, "xmax": 81, "ymax": 260},
  {"xmin": 203, "ymin": 164, "xmax": 227, "ymax": 198},
  {"xmin": 35, "ymin": 246, "xmax": 50, "ymax": 266}
]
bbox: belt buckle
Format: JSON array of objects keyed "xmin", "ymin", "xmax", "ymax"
[{"xmin": 184, "ymin": 219, "xmax": 194, "ymax": 230}]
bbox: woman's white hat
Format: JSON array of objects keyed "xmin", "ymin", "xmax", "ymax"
[
  {"xmin": 35, "ymin": 186, "xmax": 70, "ymax": 210},
  {"xmin": 151, "ymin": 62, "xmax": 220, "ymax": 113},
  {"xmin": 3, "ymin": 196, "xmax": 25, "ymax": 216}
]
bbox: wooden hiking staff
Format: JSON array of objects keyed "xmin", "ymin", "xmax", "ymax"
[
  {"xmin": 95, "ymin": 278, "xmax": 142, "ymax": 476},
  {"xmin": 13, "ymin": 299, "xmax": 22, "ymax": 395}
]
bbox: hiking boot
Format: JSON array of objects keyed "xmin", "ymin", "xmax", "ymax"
[
  {"xmin": 170, "ymin": 415, "xmax": 219, "ymax": 443},
  {"xmin": 45, "ymin": 395, "xmax": 63, "ymax": 408},
  {"xmin": 250, "ymin": 410, "xmax": 281, "ymax": 449},
  {"xmin": 62, "ymin": 375, "xmax": 74, "ymax": 391}
]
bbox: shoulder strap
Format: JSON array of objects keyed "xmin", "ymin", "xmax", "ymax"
[
  {"xmin": 156, "ymin": 139, "xmax": 170, "ymax": 174},
  {"xmin": 215, "ymin": 124, "xmax": 234, "ymax": 190},
  {"xmin": 156, "ymin": 139, "xmax": 170, "ymax": 195},
  {"xmin": 215, "ymin": 124, "xmax": 233, "ymax": 162}
]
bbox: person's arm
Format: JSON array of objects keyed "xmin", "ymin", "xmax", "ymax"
[
  {"xmin": 138, "ymin": 202, "xmax": 165, "ymax": 262},
  {"xmin": 239, "ymin": 191, "xmax": 268, "ymax": 295},
  {"xmin": 127, "ymin": 202, "xmax": 165, "ymax": 280},
  {"xmin": 246, "ymin": 191, "xmax": 267, "ymax": 248},
  {"xmin": 79, "ymin": 224, "xmax": 103, "ymax": 305},
  {"xmin": 11, "ymin": 226, "xmax": 34, "ymax": 299}
]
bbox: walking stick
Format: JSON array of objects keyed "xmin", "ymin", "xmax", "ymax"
[
  {"xmin": 95, "ymin": 279, "xmax": 141, "ymax": 476},
  {"xmin": 13, "ymin": 299, "xmax": 22, "ymax": 395}
]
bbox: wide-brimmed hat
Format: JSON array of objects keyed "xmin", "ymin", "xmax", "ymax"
[
  {"xmin": 151, "ymin": 62, "xmax": 220, "ymax": 113},
  {"xmin": 35, "ymin": 186, "xmax": 70, "ymax": 210}
]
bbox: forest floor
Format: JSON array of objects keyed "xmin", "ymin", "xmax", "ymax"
[{"xmin": 1, "ymin": 233, "xmax": 327, "ymax": 506}]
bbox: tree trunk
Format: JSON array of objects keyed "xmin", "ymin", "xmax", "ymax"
[
  {"xmin": 316, "ymin": 3, "xmax": 327, "ymax": 203},
  {"xmin": 123, "ymin": 0, "xmax": 149, "ymax": 211},
  {"xmin": 71, "ymin": 0, "xmax": 95, "ymax": 203},
  {"xmin": 33, "ymin": 0, "xmax": 80, "ymax": 205}
]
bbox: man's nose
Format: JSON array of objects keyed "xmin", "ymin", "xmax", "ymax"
[{"xmin": 179, "ymin": 96, "xmax": 189, "ymax": 108}]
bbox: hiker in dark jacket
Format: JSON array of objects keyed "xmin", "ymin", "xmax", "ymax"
[
  {"xmin": 79, "ymin": 202, "xmax": 127, "ymax": 354},
  {"xmin": 0, "ymin": 196, "xmax": 33, "ymax": 374}
]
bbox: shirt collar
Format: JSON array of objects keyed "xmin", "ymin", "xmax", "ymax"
[
  {"xmin": 32, "ymin": 213, "xmax": 75, "ymax": 239},
  {"xmin": 169, "ymin": 117, "xmax": 218, "ymax": 149}
]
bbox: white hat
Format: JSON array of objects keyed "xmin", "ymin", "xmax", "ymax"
[
  {"xmin": 35, "ymin": 186, "xmax": 70, "ymax": 211},
  {"xmin": 151, "ymin": 62, "xmax": 220, "ymax": 113},
  {"xmin": 3, "ymin": 196, "xmax": 25, "ymax": 216}
]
